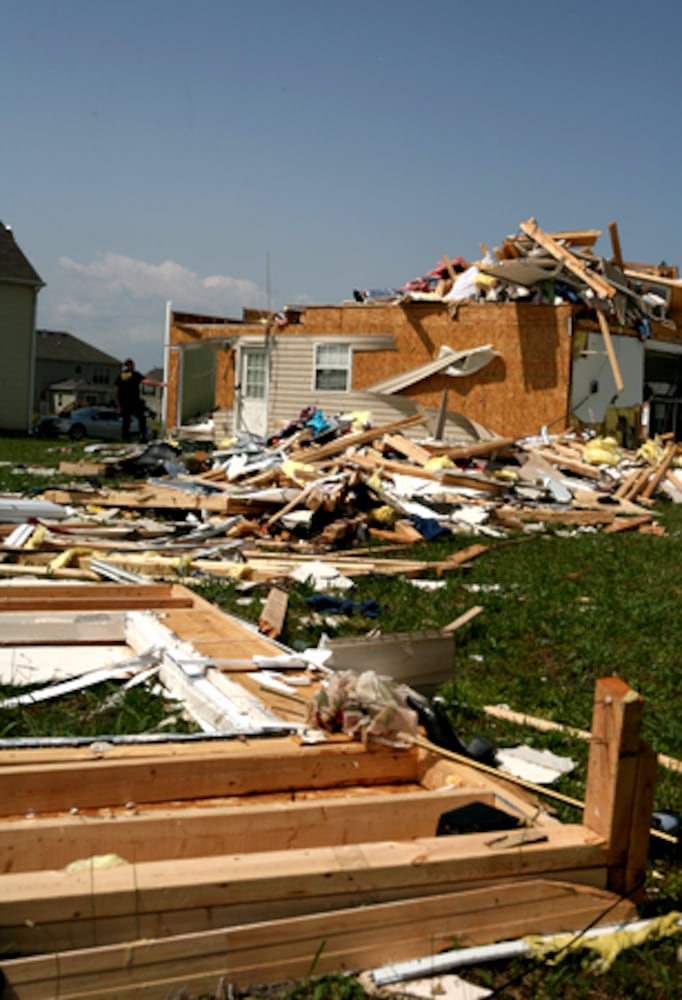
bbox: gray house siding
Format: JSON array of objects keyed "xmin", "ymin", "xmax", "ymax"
[
  {"xmin": 0, "ymin": 283, "xmax": 37, "ymax": 431},
  {"xmin": 267, "ymin": 334, "xmax": 398, "ymax": 430},
  {"xmin": 0, "ymin": 223, "xmax": 43, "ymax": 432},
  {"xmin": 34, "ymin": 331, "xmax": 122, "ymax": 416}
]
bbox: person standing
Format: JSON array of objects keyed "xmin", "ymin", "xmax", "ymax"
[{"xmin": 114, "ymin": 358, "xmax": 165, "ymax": 443}]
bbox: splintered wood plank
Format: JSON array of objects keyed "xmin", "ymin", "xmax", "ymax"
[
  {"xmin": 595, "ymin": 309, "xmax": 625, "ymax": 393},
  {"xmin": 0, "ymin": 741, "xmax": 421, "ymax": 815},
  {"xmin": 493, "ymin": 506, "xmax": 618, "ymax": 527},
  {"xmin": 42, "ymin": 486, "xmax": 246, "ymax": 514},
  {"xmin": 257, "ymin": 586, "xmax": 288, "ymax": 638},
  {"xmin": 382, "ymin": 433, "xmax": 433, "ymax": 466},
  {"xmin": 640, "ymin": 442, "xmax": 678, "ymax": 499},
  {"xmin": 421, "ymin": 437, "xmax": 516, "ymax": 460},
  {"xmin": 286, "ymin": 413, "xmax": 425, "ymax": 463},
  {"xmin": 0, "ymin": 825, "xmax": 607, "ymax": 953},
  {"xmin": 0, "ymin": 881, "xmax": 635, "ymax": 997},
  {"xmin": 350, "ymin": 451, "xmax": 508, "ymax": 493},
  {"xmin": 609, "ymin": 221, "xmax": 625, "ymax": 270},
  {"xmin": 0, "ymin": 786, "xmax": 492, "ymax": 873},
  {"xmin": 57, "ymin": 461, "xmax": 110, "ymax": 477},
  {"xmin": 532, "ymin": 447, "xmax": 603, "ymax": 480}
]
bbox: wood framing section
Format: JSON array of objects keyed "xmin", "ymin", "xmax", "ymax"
[{"xmin": 0, "ymin": 584, "xmax": 656, "ymax": 995}]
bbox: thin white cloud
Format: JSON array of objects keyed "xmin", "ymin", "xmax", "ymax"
[
  {"xmin": 58, "ymin": 252, "xmax": 260, "ymax": 305},
  {"xmin": 37, "ymin": 251, "xmax": 265, "ymax": 369}
]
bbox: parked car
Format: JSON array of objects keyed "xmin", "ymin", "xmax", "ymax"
[{"xmin": 35, "ymin": 406, "xmax": 154, "ymax": 442}]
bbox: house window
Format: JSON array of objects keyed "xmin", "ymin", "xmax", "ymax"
[
  {"xmin": 244, "ymin": 350, "xmax": 267, "ymax": 399},
  {"xmin": 314, "ymin": 344, "xmax": 350, "ymax": 391}
]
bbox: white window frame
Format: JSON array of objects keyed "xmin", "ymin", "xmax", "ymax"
[{"xmin": 313, "ymin": 343, "xmax": 351, "ymax": 392}]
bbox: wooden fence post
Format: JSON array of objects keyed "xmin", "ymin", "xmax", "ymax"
[{"xmin": 583, "ymin": 677, "xmax": 657, "ymax": 902}]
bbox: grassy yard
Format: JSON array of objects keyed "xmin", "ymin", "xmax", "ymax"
[{"xmin": 0, "ymin": 433, "xmax": 680, "ymax": 998}]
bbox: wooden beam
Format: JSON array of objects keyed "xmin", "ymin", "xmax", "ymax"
[
  {"xmin": 286, "ymin": 413, "xmax": 425, "ymax": 464},
  {"xmin": 0, "ymin": 824, "xmax": 607, "ymax": 953},
  {"xmin": 640, "ymin": 442, "xmax": 678, "ymax": 499},
  {"xmin": 595, "ymin": 308, "xmax": 625, "ymax": 393},
  {"xmin": 442, "ymin": 604, "xmax": 484, "ymax": 634},
  {"xmin": 483, "ymin": 704, "xmax": 682, "ymax": 776},
  {"xmin": 519, "ymin": 218, "xmax": 616, "ymax": 300},
  {"xmin": 0, "ymin": 741, "xmax": 421, "ymax": 815},
  {"xmin": 421, "ymin": 437, "xmax": 516, "ymax": 460},
  {"xmin": 609, "ymin": 221, "xmax": 625, "ymax": 270},
  {"xmin": 0, "ymin": 786, "xmax": 489, "ymax": 873},
  {"xmin": 0, "ymin": 880, "xmax": 635, "ymax": 996},
  {"xmin": 382, "ymin": 433, "xmax": 433, "ymax": 466},
  {"xmin": 623, "ymin": 268, "xmax": 682, "ymax": 288},
  {"xmin": 0, "ymin": 583, "xmax": 181, "ymax": 604}
]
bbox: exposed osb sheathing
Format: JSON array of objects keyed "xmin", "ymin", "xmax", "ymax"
[{"xmin": 168, "ymin": 300, "xmax": 575, "ymax": 440}]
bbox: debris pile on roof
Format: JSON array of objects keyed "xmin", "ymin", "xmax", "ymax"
[{"xmin": 352, "ymin": 217, "xmax": 678, "ymax": 339}]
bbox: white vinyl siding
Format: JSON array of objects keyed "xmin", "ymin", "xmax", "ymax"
[{"xmin": 314, "ymin": 343, "xmax": 351, "ymax": 392}]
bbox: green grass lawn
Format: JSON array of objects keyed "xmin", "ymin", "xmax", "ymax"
[{"xmin": 0, "ymin": 433, "xmax": 680, "ymax": 998}]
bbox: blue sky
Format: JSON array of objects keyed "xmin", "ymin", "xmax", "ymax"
[{"xmin": 3, "ymin": 0, "xmax": 681, "ymax": 370}]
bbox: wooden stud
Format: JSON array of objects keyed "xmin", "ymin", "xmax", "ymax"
[{"xmin": 583, "ymin": 677, "xmax": 655, "ymax": 897}]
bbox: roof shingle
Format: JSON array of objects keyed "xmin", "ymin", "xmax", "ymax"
[{"xmin": 0, "ymin": 222, "xmax": 43, "ymax": 286}]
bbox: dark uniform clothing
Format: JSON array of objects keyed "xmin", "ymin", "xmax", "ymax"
[{"xmin": 115, "ymin": 368, "xmax": 147, "ymax": 442}]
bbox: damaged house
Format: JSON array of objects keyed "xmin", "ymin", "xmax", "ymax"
[{"xmin": 163, "ymin": 218, "xmax": 682, "ymax": 446}]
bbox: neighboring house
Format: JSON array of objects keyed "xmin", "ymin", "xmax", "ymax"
[
  {"xmin": 140, "ymin": 366, "xmax": 164, "ymax": 421},
  {"xmin": 34, "ymin": 330, "xmax": 122, "ymax": 416},
  {"xmin": 164, "ymin": 222, "xmax": 682, "ymax": 446},
  {"xmin": 0, "ymin": 222, "xmax": 44, "ymax": 432}
]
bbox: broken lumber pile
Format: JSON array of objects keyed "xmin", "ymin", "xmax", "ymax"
[{"xmin": 0, "ymin": 416, "xmax": 675, "ymax": 588}]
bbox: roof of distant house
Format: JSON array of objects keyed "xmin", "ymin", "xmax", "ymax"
[
  {"xmin": 0, "ymin": 222, "xmax": 43, "ymax": 286},
  {"xmin": 36, "ymin": 329, "xmax": 122, "ymax": 366}
]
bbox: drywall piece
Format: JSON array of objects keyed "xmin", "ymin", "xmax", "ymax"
[
  {"xmin": 0, "ymin": 610, "xmax": 127, "ymax": 646},
  {"xmin": 0, "ymin": 649, "xmax": 160, "ymax": 709},
  {"xmin": 0, "ymin": 645, "xmax": 130, "ymax": 685},
  {"xmin": 322, "ymin": 629, "xmax": 456, "ymax": 691}
]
